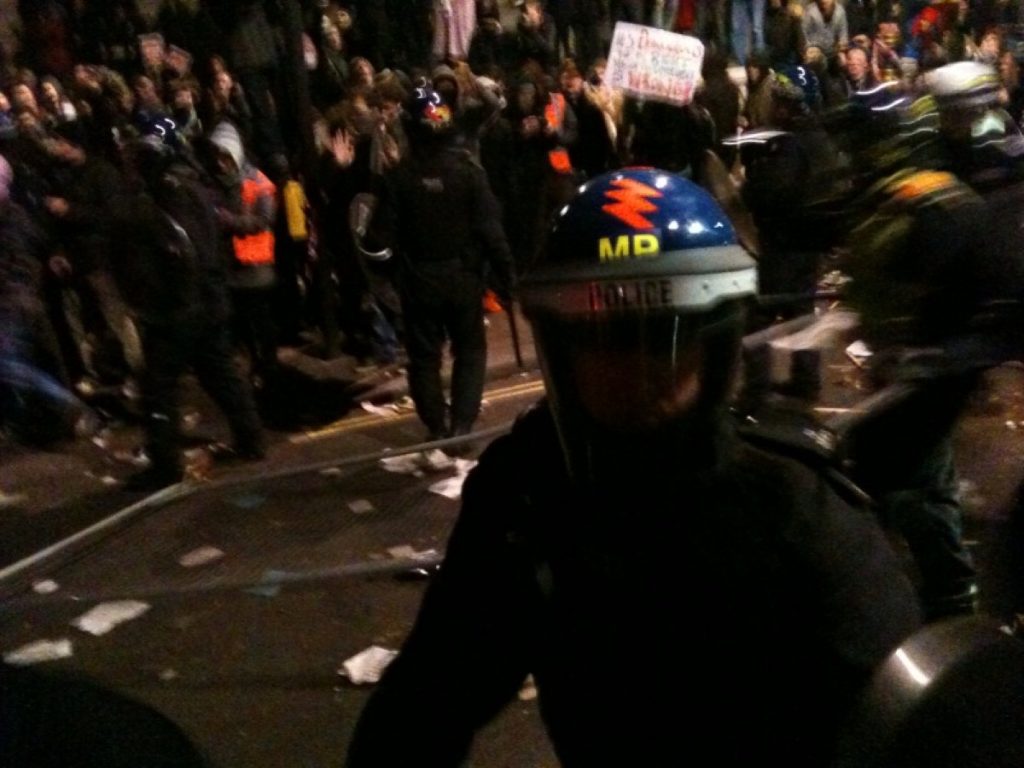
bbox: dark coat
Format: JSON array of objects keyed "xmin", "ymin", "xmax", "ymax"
[{"xmin": 347, "ymin": 403, "xmax": 922, "ymax": 767}]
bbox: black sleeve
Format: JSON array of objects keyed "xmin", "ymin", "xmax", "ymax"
[
  {"xmin": 345, "ymin": 441, "xmax": 541, "ymax": 767},
  {"xmin": 468, "ymin": 163, "xmax": 515, "ymax": 300}
]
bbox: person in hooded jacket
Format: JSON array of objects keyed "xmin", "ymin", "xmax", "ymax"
[
  {"xmin": 113, "ymin": 118, "xmax": 265, "ymax": 489},
  {"xmin": 208, "ymin": 119, "xmax": 279, "ymax": 388}
]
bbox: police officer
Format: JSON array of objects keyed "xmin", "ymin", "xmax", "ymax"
[
  {"xmin": 736, "ymin": 66, "xmax": 843, "ymax": 326},
  {"xmin": 379, "ymin": 85, "xmax": 515, "ymax": 441},
  {"xmin": 113, "ymin": 118, "xmax": 265, "ymax": 489},
  {"xmin": 346, "ymin": 168, "xmax": 921, "ymax": 766},
  {"xmin": 835, "ymin": 79, "xmax": 1024, "ymax": 620},
  {"xmin": 927, "ymin": 62, "xmax": 1024, "ymax": 622}
]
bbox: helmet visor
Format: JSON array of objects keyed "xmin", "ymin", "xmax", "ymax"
[{"xmin": 529, "ymin": 301, "xmax": 745, "ymax": 483}]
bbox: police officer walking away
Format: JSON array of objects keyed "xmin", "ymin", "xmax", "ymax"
[
  {"xmin": 113, "ymin": 119, "xmax": 265, "ymax": 490},
  {"xmin": 838, "ymin": 69, "xmax": 1024, "ymax": 620},
  {"xmin": 379, "ymin": 85, "xmax": 515, "ymax": 442},
  {"xmin": 346, "ymin": 169, "xmax": 921, "ymax": 766}
]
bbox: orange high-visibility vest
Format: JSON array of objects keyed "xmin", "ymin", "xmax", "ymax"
[
  {"xmin": 232, "ymin": 170, "xmax": 276, "ymax": 265},
  {"xmin": 545, "ymin": 92, "xmax": 573, "ymax": 175}
]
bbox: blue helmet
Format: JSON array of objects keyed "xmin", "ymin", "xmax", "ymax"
[
  {"xmin": 521, "ymin": 168, "xmax": 755, "ymax": 318},
  {"xmin": 407, "ymin": 84, "xmax": 454, "ymax": 138},
  {"xmin": 137, "ymin": 114, "xmax": 186, "ymax": 154},
  {"xmin": 774, "ymin": 65, "xmax": 821, "ymax": 112},
  {"xmin": 520, "ymin": 168, "xmax": 757, "ymax": 484}
]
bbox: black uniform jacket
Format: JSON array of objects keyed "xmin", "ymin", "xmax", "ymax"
[{"xmin": 347, "ymin": 403, "xmax": 922, "ymax": 767}]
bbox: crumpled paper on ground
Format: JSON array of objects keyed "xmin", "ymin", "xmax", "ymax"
[
  {"xmin": 380, "ymin": 452, "xmax": 477, "ymax": 497},
  {"xmin": 71, "ymin": 600, "xmax": 150, "ymax": 636},
  {"xmin": 428, "ymin": 459, "xmax": 477, "ymax": 499},
  {"xmin": 32, "ymin": 579, "xmax": 60, "ymax": 595},
  {"xmin": 379, "ymin": 449, "xmax": 456, "ymax": 475},
  {"xmin": 387, "ymin": 545, "xmax": 439, "ymax": 561},
  {"xmin": 178, "ymin": 546, "xmax": 225, "ymax": 568},
  {"xmin": 4, "ymin": 638, "xmax": 74, "ymax": 665},
  {"xmin": 338, "ymin": 645, "xmax": 398, "ymax": 685},
  {"xmin": 360, "ymin": 397, "xmax": 416, "ymax": 417}
]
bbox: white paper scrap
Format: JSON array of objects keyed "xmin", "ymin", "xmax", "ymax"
[
  {"xmin": 421, "ymin": 448, "xmax": 454, "ymax": 471},
  {"xmin": 429, "ymin": 474, "xmax": 470, "ymax": 500},
  {"xmin": 71, "ymin": 600, "xmax": 151, "ymax": 636},
  {"xmin": 32, "ymin": 579, "xmax": 60, "ymax": 595},
  {"xmin": 387, "ymin": 545, "xmax": 439, "ymax": 561},
  {"xmin": 178, "ymin": 546, "xmax": 225, "ymax": 568},
  {"xmin": 339, "ymin": 645, "xmax": 398, "ymax": 685},
  {"xmin": 360, "ymin": 401, "xmax": 400, "ymax": 417},
  {"xmin": 4, "ymin": 638, "xmax": 73, "ymax": 665},
  {"xmin": 348, "ymin": 499, "xmax": 375, "ymax": 514},
  {"xmin": 428, "ymin": 459, "xmax": 478, "ymax": 499},
  {"xmin": 379, "ymin": 455, "xmax": 424, "ymax": 475}
]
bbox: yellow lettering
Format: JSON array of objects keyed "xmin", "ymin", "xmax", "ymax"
[
  {"xmin": 598, "ymin": 236, "xmax": 631, "ymax": 261},
  {"xmin": 634, "ymin": 234, "xmax": 659, "ymax": 256},
  {"xmin": 599, "ymin": 234, "xmax": 661, "ymax": 261}
]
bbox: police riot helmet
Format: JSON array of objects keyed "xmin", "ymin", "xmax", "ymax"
[
  {"xmin": 829, "ymin": 88, "xmax": 943, "ymax": 188},
  {"xmin": 137, "ymin": 114, "xmax": 186, "ymax": 154},
  {"xmin": 927, "ymin": 61, "xmax": 1024, "ymax": 169},
  {"xmin": 406, "ymin": 84, "xmax": 454, "ymax": 140},
  {"xmin": 775, "ymin": 65, "xmax": 821, "ymax": 112},
  {"xmin": 927, "ymin": 61, "xmax": 1001, "ymax": 112},
  {"xmin": 835, "ymin": 616, "xmax": 1024, "ymax": 768},
  {"xmin": 519, "ymin": 168, "xmax": 757, "ymax": 484}
]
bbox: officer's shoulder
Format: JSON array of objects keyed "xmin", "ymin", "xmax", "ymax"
[
  {"xmin": 881, "ymin": 168, "xmax": 979, "ymax": 209},
  {"xmin": 733, "ymin": 414, "xmax": 869, "ymax": 508},
  {"xmin": 473, "ymin": 401, "xmax": 561, "ymax": 478}
]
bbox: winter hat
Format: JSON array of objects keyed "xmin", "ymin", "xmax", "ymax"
[
  {"xmin": 209, "ymin": 120, "xmax": 245, "ymax": 171},
  {"xmin": 431, "ymin": 64, "xmax": 458, "ymax": 90}
]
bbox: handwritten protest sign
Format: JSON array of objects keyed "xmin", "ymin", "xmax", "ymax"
[{"xmin": 604, "ymin": 23, "xmax": 705, "ymax": 106}]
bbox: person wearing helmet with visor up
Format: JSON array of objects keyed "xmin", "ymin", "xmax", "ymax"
[{"xmin": 346, "ymin": 168, "xmax": 921, "ymax": 767}]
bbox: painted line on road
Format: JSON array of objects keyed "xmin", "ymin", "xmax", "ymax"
[
  {"xmin": 290, "ymin": 378, "xmax": 545, "ymax": 444},
  {"xmin": 0, "ymin": 379, "xmax": 545, "ymax": 591}
]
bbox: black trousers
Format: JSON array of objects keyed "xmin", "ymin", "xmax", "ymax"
[
  {"xmin": 846, "ymin": 373, "xmax": 979, "ymax": 614},
  {"xmin": 401, "ymin": 266, "xmax": 486, "ymax": 438},
  {"xmin": 140, "ymin": 315, "xmax": 264, "ymax": 475}
]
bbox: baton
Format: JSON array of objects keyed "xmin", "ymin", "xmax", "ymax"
[{"xmin": 506, "ymin": 298, "xmax": 524, "ymax": 370}]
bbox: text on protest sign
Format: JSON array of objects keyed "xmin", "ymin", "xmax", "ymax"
[{"xmin": 604, "ymin": 23, "xmax": 705, "ymax": 106}]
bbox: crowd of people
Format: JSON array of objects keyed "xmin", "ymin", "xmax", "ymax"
[{"xmin": 2, "ymin": 0, "xmax": 1024, "ymax": 473}]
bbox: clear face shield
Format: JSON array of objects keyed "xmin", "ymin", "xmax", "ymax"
[
  {"xmin": 521, "ymin": 169, "xmax": 758, "ymax": 488},
  {"xmin": 524, "ymin": 274, "xmax": 752, "ymax": 487}
]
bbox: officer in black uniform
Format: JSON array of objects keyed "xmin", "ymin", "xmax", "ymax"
[
  {"xmin": 926, "ymin": 62, "xmax": 1024, "ymax": 622},
  {"xmin": 378, "ymin": 85, "xmax": 515, "ymax": 441},
  {"xmin": 736, "ymin": 66, "xmax": 843, "ymax": 326},
  {"xmin": 346, "ymin": 168, "xmax": 921, "ymax": 767},
  {"xmin": 113, "ymin": 118, "xmax": 265, "ymax": 489},
  {"xmin": 835, "ymin": 78, "xmax": 1024, "ymax": 620}
]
